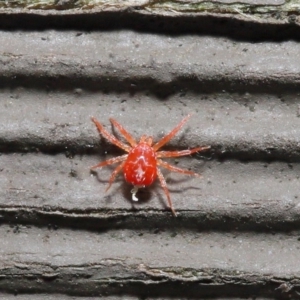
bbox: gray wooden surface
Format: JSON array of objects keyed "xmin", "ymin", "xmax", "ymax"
[{"xmin": 0, "ymin": 1, "xmax": 300, "ymax": 298}]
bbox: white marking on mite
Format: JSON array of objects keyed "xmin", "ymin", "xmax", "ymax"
[{"xmin": 135, "ymin": 163, "xmax": 145, "ymax": 181}]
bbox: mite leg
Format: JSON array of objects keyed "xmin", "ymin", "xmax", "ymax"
[
  {"xmin": 91, "ymin": 117, "xmax": 131, "ymax": 152},
  {"xmin": 105, "ymin": 161, "xmax": 126, "ymax": 192},
  {"xmin": 156, "ymin": 167, "xmax": 177, "ymax": 216},
  {"xmin": 90, "ymin": 154, "xmax": 128, "ymax": 170},
  {"xmin": 109, "ymin": 118, "xmax": 137, "ymax": 147},
  {"xmin": 157, "ymin": 146, "xmax": 210, "ymax": 158},
  {"xmin": 152, "ymin": 114, "xmax": 192, "ymax": 151},
  {"xmin": 158, "ymin": 159, "xmax": 202, "ymax": 177}
]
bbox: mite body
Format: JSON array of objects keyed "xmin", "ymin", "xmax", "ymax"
[{"xmin": 91, "ymin": 114, "xmax": 210, "ymax": 216}]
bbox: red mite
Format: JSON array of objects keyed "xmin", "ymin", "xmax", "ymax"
[{"xmin": 91, "ymin": 114, "xmax": 210, "ymax": 216}]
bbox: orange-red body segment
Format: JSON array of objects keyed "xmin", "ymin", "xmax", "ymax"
[
  {"xmin": 90, "ymin": 114, "xmax": 210, "ymax": 216},
  {"xmin": 123, "ymin": 143, "xmax": 157, "ymax": 186}
]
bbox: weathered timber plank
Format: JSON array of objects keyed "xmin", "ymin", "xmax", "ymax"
[
  {"xmin": 0, "ymin": 4, "xmax": 299, "ymax": 299},
  {"xmin": 1, "ymin": 153, "xmax": 300, "ymax": 230},
  {"xmin": 0, "ymin": 31, "xmax": 300, "ymax": 160},
  {"xmin": 0, "ymin": 0, "xmax": 299, "ymax": 28},
  {"xmin": 0, "ymin": 226, "xmax": 299, "ymax": 297}
]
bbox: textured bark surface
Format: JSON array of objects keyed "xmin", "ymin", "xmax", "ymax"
[{"xmin": 1, "ymin": 1, "xmax": 300, "ymax": 299}]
